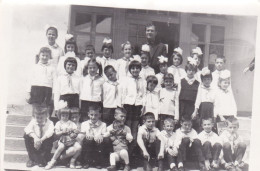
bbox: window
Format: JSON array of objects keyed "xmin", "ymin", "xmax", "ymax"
[{"xmin": 128, "ymin": 23, "xmax": 146, "ymax": 54}]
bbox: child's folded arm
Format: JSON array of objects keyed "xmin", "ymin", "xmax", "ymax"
[
  {"xmin": 41, "ymin": 121, "xmax": 54, "ymax": 142},
  {"xmin": 137, "ymin": 130, "xmax": 148, "ymax": 154}
]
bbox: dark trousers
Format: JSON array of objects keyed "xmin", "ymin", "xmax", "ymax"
[
  {"xmin": 29, "ymin": 86, "xmax": 52, "ymax": 106},
  {"xmin": 223, "ymin": 142, "xmax": 247, "ymax": 163},
  {"xmin": 102, "ymin": 107, "xmax": 116, "ymax": 126},
  {"xmin": 177, "ymin": 138, "xmax": 205, "ymax": 163},
  {"xmin": 165, "ymin": 153, "xmax": 177, "ymax": 168},
  {"xmin": 142, "ymin": 139, "xmax": 163, "ymax": 168},
  {"xmin": 123, "ymin": 104, "xmax": 142, "ymax": 155},
  {"xmin": 202, "ymin": 142, "xmax": 222, "ymax": 161},
  {"xmin": 158, "ymin": 114, "xmax": 175, "ymax": 131},
  {"xmin": 24, "ymin": 134, "xmax": 53, "ymax": 165},
  {"xmin": 80, "ymin": 100, "xmax": 102, "ymax": 121}
]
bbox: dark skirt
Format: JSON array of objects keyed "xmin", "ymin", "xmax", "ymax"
[
  {"xmin": 29, "ymin": 86, "xmax": 52, "ymax": 106},
  {"xmin": 179, "ymin": 100, "xmax": 195, "ymax": 120},
  {"xmin": 60, "ymin": 94, "xmax": 79, "ymax": 108},
  {"xmin": 198, "ymin": 102, "xmax": 214, "ymax": 119}
]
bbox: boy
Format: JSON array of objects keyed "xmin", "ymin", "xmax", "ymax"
[
  {"xmin": 198, "ymin": 118, "xmax": 222, "ymax": 170},
  {"xmin": 81, "ymin": 45, "xmax": 95, "ymax": 74},
  {"xmin": 219, "ymin": 117, "xmax": 247, "ymax": 171},
  {"xmin": 79, "ymin": 105, "xmax": 108, "ymax": 169},
  {"xmin": 103, "ymin": 65, "xmax": 121, "ymax": 125},
  {"xmin": 161, "ymin": 118, "xmax": 178, "ymax": 171},
  {"xmin": 104, "ymin": 108, "xmax": 133, "ymax": 171},
  {"xmin": 137, "ymin": 112, "xmax": 164, "ymax": 171},
  {"xmin": 24, "ymin": 104, "xmax": 54, "ymax": 167},
  {"xmin": 175, "ymin": 116, "xmax": 205, "ymax": 171},
  {"xmin": 212, "ymin": 56, "xmax": 231, "ymax": 88}
]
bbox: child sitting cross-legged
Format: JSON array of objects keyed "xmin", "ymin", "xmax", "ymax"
[
  {"xmin": 160, "ymin": 118, "xmax": 178, "ymax": 171},
  {"xmin": 104, "ymin": 108, "xmax": 133, "ymax": 171},
  {"xmin": 137, "ymin": 112, "xmax": 165, "ymax": 171},
  {"xmin": 198, "ymin": 118, "xmax": 222, "ymax": 171}
]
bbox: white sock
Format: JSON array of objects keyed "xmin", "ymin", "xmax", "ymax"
[
  {"xmin": 170, "ymin": 163, "xmax": 176, "ymax": 169},
  {"xmin": 178, "ymin": 162, "xmax": 183, "ymax": 168}
]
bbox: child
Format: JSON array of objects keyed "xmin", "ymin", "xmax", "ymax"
[
  {"xmin": 80, "ymin": 58, "xmax": 104, "ymax": 121},
  {"xmin": 219, "ymin": 117, "xmax": 247, "ymax": 171},
  {"xmin": 104, "ymin": 108, "xmax": 133, "ymax": 171},
  {"xmin": 161, "ymin": 118, "xmax": 178, "ymax": 171},
  {"xmin": 80, "ymin": 105, "xmax": 108, "ymax": 169},
  {"xmin": 81, "ymin": 45, "xmax": 95, "ymax": 74},
  {"xmin": 103, "ymin": 65, "xmax": 121, "ymax": 125},
  {"xmin": 192, "ymin": 67, "xmax": 215, "ymax": 132},
  {"xmin": 121, "ymin": 56, "xmax": 146, "ymax": 154},
  {"xmin": 116, "ymin": 41, "xmax": 133, "ymax": 80},
  {"xmin": 44, "ymin": 25, "xmax": 64, "ymax": 67},
  {"xmin": 179, "ymin": 60, "xmax": 200, "ymax": 121},
  {"xmin": 57, "ymin": 34, "xmax": 81, "ymax": 76},
  {"xmin": 212, "ymin": 56, "xmax": 231, "ymax": 88},
  {"xmin": 26, "ymin": 47, "xmax": 55, "ymax": 110},
  {"xmin": 214, "ymin": 70, "xmax": 237, "ymax": 122},
  {"xmin": 168, "ymin": 47, "xmax": 186, "ymax": 85},
  {"xmin": 142, "ymin": 75, "xmax": 160, "ymax": 123},
  {"xmin": 155, "ymin": 55, "xmax": 168, "ymax": 91},
  {"xmin": 96, "ymin": 37, "xmax": 117, "ymax": 75},
  {"xmin": 198, "ymin": 118, "xmax": 222, "ymax": 171},
  {"xmin": 45, "ymin": 107, "xmax": 81, "ymax": 169},
  {"xmin": 137, "ymin": 112, "xmax": 165, "ymax": 171},
  {"xmin": 54, "ymin": 57, "xmax": 80, "ymax": 111},
  {"xmin": 24, "ymin": 104, "xmax": 54, "ymax": 167},
  {"xmin": 175, "ymin": 116, "xmax": 205, "ymax": 171},
  {"xmin": 158, "ymin": 73, "xmax": 179, "ymax": 130},
  {"xmin": 139, "ymin": 44, "xmax": 155, "ymax": 79},
  {"xmin": 191, "ymin": 47, "xmax": 203, "ymax": 82}
]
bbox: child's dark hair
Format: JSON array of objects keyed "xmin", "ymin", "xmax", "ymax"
[
  {"xmin": 88, "ymin": 104, "xmax": 101, "ymax": 113},
  {"xmin": 171, "ymin": 51, "xmax": 183, "ymax": 66},
  {"xmin": 145, "ymin": 23, "xmax": 156, "ymax": 31},
  {"xmin": 101, "ymin": 42, "xmax": 114, "ymax": 53},
  {"xmin": 185, "ymin": 63, "xmax": 197, "ymax": 72},
  {"xmin": 64, "ymin": 37, "xmax": 78, "ymax": 55},
  {"xmin": 215, "ymin": 56, "xmax": 226, "ymax": 63},
  {"xmin": 83, "ymin": 58, "xmax": 103, "ymax": 77},
  {"xmin": 181, "ymin": 115, "xmax": 192, "ymax": 123},
  {"xmin": 70, "ymin": 107, "xmax": 80, "ymax": 115},
  {"xmin": 162, "ymin": 73, "xmax": 177, "ymax": 89},
  {"xmin": 46, "ymin": 27, "xmax": 58, "ymax": 37},
  {"xmin": 201, "ymin": 117, "xmax": 214, "ymax": 125},
  {"xmin": 85, "ymin": 44, "xmax": 95, "ymax": 53},
  {"xmin": 146, "ymin": 75, "xmax": 158, "ymax": 89},
  {"xmin": 200, "ymin": 73, "xmax": 212, "ymax": 82},
  {"xmin": 104, "ymin": 65, "xmax": 116, "ymax": 76},
  {"xmin": 128, "ymin": 60, "xmax": 142, "ymax": 72},
  {"xmin": 143, "ymin": 112, "xmax": 155, "ymax": 122},
  {"xmin": 64, "ymin": 57, "xmax": 77, "ymax": 70},
  {"xmin": 32, "ymin": 104, "xmax": 48, "ymax": 116},
  {"xmin": 226, "ymin": 116, "xmax": 239, "ymax": 127},
  {"xmin": 115, "ymin": 107, "xmax": 127, "ymax": 116},
  {"xmin": 35, "ymin": 47, "xmax": 52, "ymax": 64}
]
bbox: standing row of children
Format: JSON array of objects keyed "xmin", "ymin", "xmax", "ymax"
[{"xmin": 24, "ymin": 24, "xmax": 247, "ymax": 171}]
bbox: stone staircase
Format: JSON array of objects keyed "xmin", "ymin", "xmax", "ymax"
[{"xmin": 3, "ymin": 104, "xmax": 251, "ymax": 171}]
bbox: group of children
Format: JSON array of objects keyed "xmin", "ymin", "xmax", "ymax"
[{"xmin": 23, "ymin": 24, "xmax": 248, "ymax": 171}]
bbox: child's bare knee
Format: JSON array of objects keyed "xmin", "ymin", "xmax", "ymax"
[{"xmin": 120, "ymin": 149, "xmax": 128, "ymax": 156}]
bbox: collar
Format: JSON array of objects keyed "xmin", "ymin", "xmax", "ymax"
[
  {"xmin": 48, "ymin": 43, "xmax": 58, "ymax": 48},
  {"xmin": 185, "ymin": 76, "xmax": 196, "ymax": 84},
  {"xmin": 107, "ymin": 80, "xmax": 119, "ymax": 86},
  {"xmin": 131, "ymin": 75, "xmax": 141, "ymax": 80},
  {"xmin": 180, "ymin": 128, "xmax": 192, "ymax": 134},
  {"xmin": 162, "ymin": 130, "xmax": 173, "ymax": 138},
  {"xmin": 89, "ymin": 120, "xmax": 101, "ymax": 128},
  {"xmin": 36, "ymin": 119, "xmax": 47, "ymax": 126},
  {"xmin": 89, "ymin": 74, "xmax": 100, "ymax": 80},
  {"xmin": 102, "ymin": 56, "xmax": 111, "ymax": 60},
  {"xmin": 201, "ymin": 85, "xmax": 212, "ymax": 90},
  {"xmin": 219, "ymin": 87, "xmax": 229, "ymax": 93},
  {"xmin": 122, "ymin": 57, "xmax": 132, "ymax": 61},
  {"xmin": 146, "ymin": 90, "xmax": 157, "ymax": 94},
  {"xmin": 170, "ymin": 65, "xmax": 181, "ymax": 69},
  {"xmin": 38, "ymin": 61, "xmax": 50, "ymax": 67},
  {"xmin": 65, "ymin": 72, "xmax": 74, "ymax": 77},
  {"xmin": 203, "ymin": 131, "xmax": 213, "ymax": 136},
  {"xmin": 142, "ymin": 65, "xmax": 150, "ymax": 69},
  {"xmin": 144, "ymin": 125, "xmax": 156, "ymax": 132}
]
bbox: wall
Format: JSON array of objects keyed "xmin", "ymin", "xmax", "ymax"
[{"xmin": 6, "ymin": 5, "xmax": 70, "ymax": 105}]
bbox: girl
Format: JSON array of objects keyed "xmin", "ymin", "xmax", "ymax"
[
  {"xmin": 57, "ymin": 34, "xmax": 81, "ymax": 76},
  {"xmin": 80, "ymin": 59, "xmax": 105, "ymax": 121},
  {"xmin": 191, "ymin": 46, "xmax": 203, "ymax": 82},
  {"xmin": 167, "ymin": 47, "xmax": 186, "ymax": 85},
  {"xmin": 192, "ymin": 67, "xmax": 216, "ymax": 132},
  {"xmin": 45, "ymin": 107, "xmax": 81, "ymax": 169},
  {"xmin": 26, "ymin": 47, "xmax": 55, "ymax": 111},
  {"xmin": 45, "ymin": 25, "xmax": 64, "ymax": 67},
  {"xmin": 159, "ymin": 73, "xmax": 179, "ymax": 130},
  {"xmin": 121, "ymin": 55, "xmax": 146, "ymax": 155},
  {"xmin": 156, "ymin": 55, "xmax": 168, "ymax": 91},
  {"xmin": 116, "ymin": 41, "xmax": 133, "ymax": 80},
  {"xmin": 214, "ymin": 70, "xmax": 237, "ymax": 121},
  {"xmin": 96, "ymin": 37, "xmax": 117, "ymax": 75},
  {"xmin": 139, "ymin": 44, "xmax": 155, "ymax": 79}
]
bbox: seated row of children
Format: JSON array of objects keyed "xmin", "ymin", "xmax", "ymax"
[{"xmin": 24, "ymin": 103, "xmax": 247, "ymax": 171}]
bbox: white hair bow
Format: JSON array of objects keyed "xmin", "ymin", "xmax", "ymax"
[
  {"xmin": 192, "ymin": 47, "xmax": 203, "ymax": 55},
  {"xmin": 174, "ymin": 47, "xmax": 183, "ymax": 55},
  {"xmin": 95, "ymin": 57, "xmax": 102, "ymax": 64},
  {"xmin": 44, "ymin": 24, "xmax": 57, "ymax": 32},
  {"xmin": 131, "ymin": 55, "xmax": 141, "ymax": 63},
  {"xmin": 201, "ymin": 67, "xmax": 211, "ymax": 76},
  {"xmin": 65, "ymin": 34, "xmax": 74, "ymax": 41},
  {"xmin": 141, "ymin": 44, "xmax": 150, "ymax": 52},
  {"xmin": 103, "ymin": 37, "xmax": 112, "ymax": 44},
  {"xmin": 219, "ymin": 70, "xmax": 231, "ymax": 79},
  {"xmin": 187, "ymin": 56, "xmax": 197, "ymax": 66},
  {"xmin": 158, "ymin": 55, "xmax": 168, "ymax": 63},
  {"xmin": 57, "ymin": 100, "xmax": 68, "ymax": 110},
  {"xmin": 65, "ymin": 51, "xmax": 76, "ymax": 58}
]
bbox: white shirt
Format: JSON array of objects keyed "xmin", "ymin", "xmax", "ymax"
[
  {"xmin": 161, "ymin": 130, "xmax": 177, "ymax": 150},
  {"xmin": 121, "ymin": 76, "xmax": 146, "ymax": 106},
  {"xmin": 195, "ymin": 85, "xmax": 216, "ymax": 109},
  {"xmin": 103, "ymin": 80, "xmax": 121, "ymax": 108},
  {"xmin": 138, "ymin": 125, "xmax": 162, "ymax": 143},
  {"xmin": 140, "ymin": 65, "xmax": 155, "ymax": 79},
  {"xmin": 155, "ymin": 72, "xmax": 164, "ymax": 91},
  {"xmin": 27, "ymin": 62, "xmax": 56, "ymax": 92},
  {"xmin": 24, "ymin": 118, "xmax": 54, "ymax": 139},
  {"xmin": 116, "ymin": 57, "xmax": 132, "ymax": 81},
  {"xmin": 46, "ymin": 43, "xmax": 64, "ymax": 67},
  {"xmin": 81, "ymin": 120, "xmax": 106, "ymax": 137},
  {"xmin": 198, "ymin": 130, "xmax": 222, "ymax": 145},
  {"xmin": 80, "ymin": 75, "xmax": 105, "ymax": 102},
  {"xmin": 220, "ymin": 130, "xmax": 243, "ymax": 152},
  {"xmin": 96, "ymin": 56, "xmax": 117, "ymax": 75},
  {"xmin": 57, "ymin": 55, "xmax": 82, "ymax": 76},
  {"xmin": 143, "ymin": 90, "xmax": 160, "ymax": 120},
  {"xmin": 80, "ymin": 57, "xmax": 91, "ymax": 74},
  {"xmin": 175, "ymin": 128, "xmax": 198, "ymax": 148},
  {"xmin": 167, "ymin": 65, "xmax": 187, "ymax": 84},
  {"xmin": 159, "ymin": 88, "xmax": 179, "ymax": 120}
]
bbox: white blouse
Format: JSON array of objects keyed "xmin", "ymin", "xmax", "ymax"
[
  {"xmin": 167, "ymin": 65, "xmax": 187, "ymax": 84},
  {"xmin": 140, "ymin": 65, "xmax": 155, "ymax": 79},
  {"xmin": 195, "ymin": 85, "xmax": 216, "ymax": 109}
]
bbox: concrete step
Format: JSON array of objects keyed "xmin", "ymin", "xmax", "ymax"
[
  {"xmin": 6, "ymin": 114, "xmax": 32, "ymax": 126},
  {"xmin": 6, "ymin": 125, "xmax": 25, "ymax": 138},
  {"xmin": 237, "ymin": 117, "xmax": 251, "ymax": 131},
  {"xmin": 7, "ymin": 104, "xmax": 33, "ymax": 116},
  {"xmin": 5, "ymin": 137, "xmax": 26, "ymax": 151},
  {"xmin": 4, "ymin": 151, "xmax": 28, "ymax": 163}
]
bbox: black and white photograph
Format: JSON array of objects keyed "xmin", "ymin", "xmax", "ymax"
[{"xmin": 0, "ymin": 1, "xmax": 259, "ymax": 171}]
